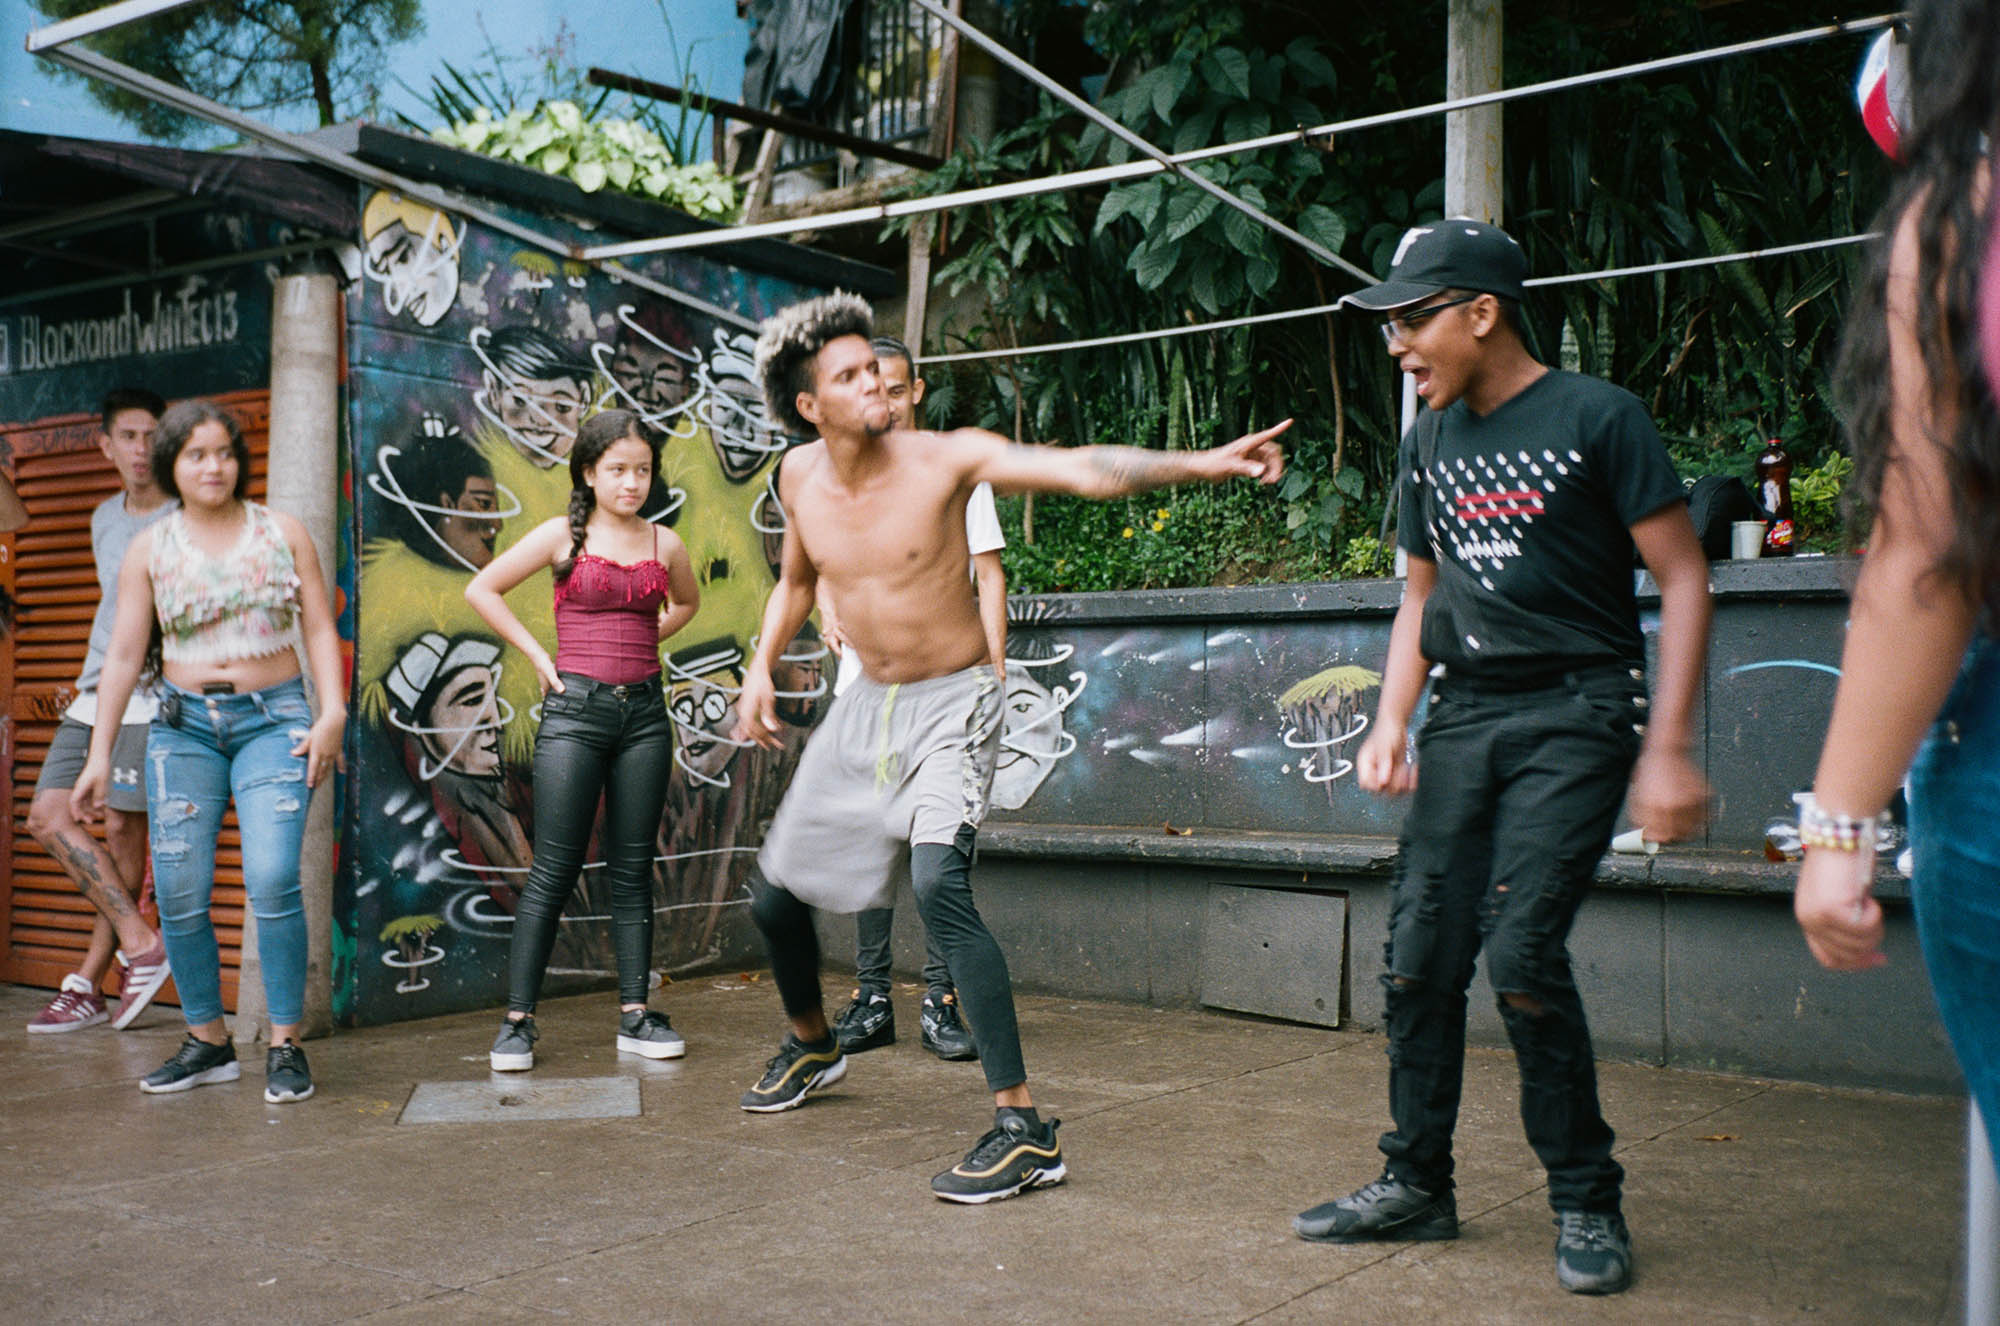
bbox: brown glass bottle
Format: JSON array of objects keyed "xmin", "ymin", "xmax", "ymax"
[{"xmin": 1754, "ymin": 441, "xmax": 1796, "ymax": 556}]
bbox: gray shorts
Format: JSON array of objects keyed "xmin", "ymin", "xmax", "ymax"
[
  {"xmin": 758, "ymin": 663, "xmax": 1002, "ymax": 914},
  {"xmin": 36, "ymin": 717, "xmax": 150, "ymax": 813}
]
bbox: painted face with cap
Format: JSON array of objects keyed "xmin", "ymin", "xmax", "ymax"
[{"xmin": 387, "ymin": 632, "xmax": 509, "ymax": 780}]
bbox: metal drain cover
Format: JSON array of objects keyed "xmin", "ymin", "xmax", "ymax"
[{"xmin": 398, "ymin": 1076, "xmax": 641, "ymax": 1124}]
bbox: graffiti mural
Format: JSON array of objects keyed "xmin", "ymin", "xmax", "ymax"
[{"xmin": 340, "ymin": 190, "xmax": 829, "ymax": 1024}]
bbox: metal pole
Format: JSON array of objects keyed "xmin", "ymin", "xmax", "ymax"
[
  {"xmin": 22, "ymin": 0, "xmax": 209, "ymax": 52},
  {"xmin": 905, "ymin": 0, "xmax": 1372, "ymax": 282}
]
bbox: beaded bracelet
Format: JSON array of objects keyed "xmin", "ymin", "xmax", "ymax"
[{"xmin": 1798, "ymin": 798, "xmax": 1880, "ymax": 853}]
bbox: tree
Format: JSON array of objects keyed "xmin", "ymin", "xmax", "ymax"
[{"xmin": 30, "ymin": 0, "xmax": 424, "ymax": 138}]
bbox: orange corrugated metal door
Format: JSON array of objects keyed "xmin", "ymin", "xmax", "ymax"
[{"xmin": 2, "ymin": 389, "xmax": 271, "ymax": 1009}]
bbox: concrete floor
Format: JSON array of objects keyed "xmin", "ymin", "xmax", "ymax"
[{"xmin": 0, "ymin": 976, "xmax": 1972, "ymax": 1324}]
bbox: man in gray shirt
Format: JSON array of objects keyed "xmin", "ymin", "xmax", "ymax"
[{"xmin": 25, "ymin": 388, "xmax": 176, "ymax": 1033}]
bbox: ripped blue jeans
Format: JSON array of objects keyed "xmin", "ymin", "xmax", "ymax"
[{"xmin": 147, "ymin": 677, "xmax": 313, "ymax": 1027}]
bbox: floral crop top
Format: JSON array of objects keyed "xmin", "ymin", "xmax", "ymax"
[{"xmin": 149, "ymin": 503, "xmax": 304, "ymax": 664}]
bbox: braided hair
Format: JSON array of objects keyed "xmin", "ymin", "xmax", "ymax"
[{"xmin": 554, "ymin": 408, "xmax": 663, "ymax": 580}]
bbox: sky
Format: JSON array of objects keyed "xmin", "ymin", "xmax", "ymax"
[{"xmin": 1, "ymin": 0, "xmax": 750, "ymax": 150}]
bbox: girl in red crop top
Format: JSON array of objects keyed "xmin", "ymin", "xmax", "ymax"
[{"xmin": 465, "ymin": 409, "xmax": 700, "ymax": 1069}]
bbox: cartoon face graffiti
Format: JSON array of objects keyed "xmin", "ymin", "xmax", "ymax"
[
  {"xmin": 989, "ymin": 646, "xmax": 1088, "ymax": 812},
  {"xmin": 598, "ymin": 304, "xmax": 698, "ymax": 421},
  {"xmin": 385, "ymin": 633, "xmax": 514, "ymax": 780},
  {"xmin": 362, "ymin": 192, "xmax": 461, "ymax": 327},
  {"xmin": 370, "ymin": 415, "xmax": 518, "ymax": 572},
  {"xmin": 667, "ymin": 640, "xmax": 754, "ymax": 789},
  {"xmin": 471, "ymin": 325, "xmax": 594, "ymax": 467},
  {"xmin": 695, "ymin": 329, "xmax": 787, "ymax": 481}
]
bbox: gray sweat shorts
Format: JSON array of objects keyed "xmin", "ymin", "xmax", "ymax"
[
  {"xmin": 36, "ymin": 717, "xmax": 151, "ymax": 813},
  {"xmin": 758, "ymin": 662, "xmax": 1002, "ymax": 914}
]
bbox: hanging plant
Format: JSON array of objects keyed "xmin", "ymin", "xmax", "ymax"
[{"xmin": 431, "ymin": 101, "xmax": 739, "ymax": 223}]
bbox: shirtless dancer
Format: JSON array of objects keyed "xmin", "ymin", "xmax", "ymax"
[{"xmin": 734, "ymin": 293, "xmax": 1288, "ymax": 1203}]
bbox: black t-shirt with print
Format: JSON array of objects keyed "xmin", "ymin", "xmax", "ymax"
[{"xmin": 1395, "ymin": 369, "xmax": 1684, "ymax": 678}]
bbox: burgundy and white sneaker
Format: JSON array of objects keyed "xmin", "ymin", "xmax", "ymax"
[
  {"xmin": 111, "ymin": 938, "xmax": 172, "ymax": 1030},
  {"xmin": 28, "ymin": 973, "xmax": 109, "ymax": 1034}
]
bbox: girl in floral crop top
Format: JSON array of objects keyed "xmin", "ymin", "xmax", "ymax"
[
  {"xmin": 72, "ymin": 400, "xmax": 346, "ymax": 1105},
  {"xmin": 466, "ymin": 409, "xmax": 700, "ymax": 1069}
]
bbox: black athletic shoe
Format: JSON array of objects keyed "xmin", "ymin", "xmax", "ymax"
[
  {"xmin": 1555, "ymin": 1210, "xmax": 1633, "ymax": 1295},
  {"xmin": 490, "ymin": 1015, "xmax": 537, "ymax": 1072},
  {"xmin": 832, "ymin": 989, "xmax": 895, "ymax": 1053},
  {"xmin": 1293, "ymin": 1174, "xmax": 1459, "ymax": 1243},
  {"xmin": 616, "ymin": 1008, "xmax": 686, "ymax": 1059},
  {"xmin": 139, "ymin": 1034, "xmax": 240, "ymax": 1094},
  {"xmin": 739, "ymin": 1033, "xmax": 847, "ymax": 1112},
  {"xmin": 263, "ymin": 1043, "xmax": 315, "ymax": 1103},
  {"xmin": 931, "ymin": 1110, "xmax": 1066, "ymax": 1204},
  {"xmin": 919, "ymin": 989, "xmax": 978, "ymax": 1061}
]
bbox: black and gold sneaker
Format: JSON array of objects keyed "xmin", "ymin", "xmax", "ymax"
[
  {"xmin": 739, "ymin": 1033, "xmax": 847, "ymax": 1112},
  {"xmin": 931, "ymin": 1109, "xmax": 1066, "ymax": 1204}
]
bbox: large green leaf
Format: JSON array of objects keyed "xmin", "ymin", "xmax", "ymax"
[
  {"xmin": 1201, "ymin": 47, "xmax": 1251, "ymax": 101},
  {"xmin": 1164, "ymin": 189, "xmax": 1221, "ymax": 243}
]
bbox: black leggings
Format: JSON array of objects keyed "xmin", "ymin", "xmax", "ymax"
[
  {"xmin": 751, "ymin": 826, "xmax": 1025, "ymax": 1092},
  {"xmin": 507, "ymin": 674, "xmax": 672, "ymax": 1013}
]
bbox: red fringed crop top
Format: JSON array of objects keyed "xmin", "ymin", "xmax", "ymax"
[{"xmin": 553, "ymin": 553, "xmax": 670, "ymax": 684}]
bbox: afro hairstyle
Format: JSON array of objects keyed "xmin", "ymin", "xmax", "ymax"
[{"xmin": 753, "ymin": 291, "xmax": 874, "ymax": 437}]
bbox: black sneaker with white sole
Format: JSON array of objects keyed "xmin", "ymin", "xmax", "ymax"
[
  {"xmin": 139, "ymin": 1034, "xmax": 240, "ymax": 1094},
  {"xmin": 931, "ymin": 1109, "xmax": 1066, "ymax": 1204},
  {"xmin": 490, "ymin": 1015, "xmax": 538, "ymax": 1071},
  {"xmin": 264, "ymin": 1043, "xmax": 315, "ymax": 1103},
  {"xmin": 616, "ymin": 1008, "xmax": 686, "ymax": 1059},
  {"xmin": 739, "ymin": 1033, "xmax": 846, "ymax": 1112},
  {"xmin": 832, "ymin": 989, "xmax": 895, "ymax": 1053}
]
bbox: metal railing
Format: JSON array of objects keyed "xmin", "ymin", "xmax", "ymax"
[{"xmin": 772, "ymin": 0, "xmax": 948, "ymax": 188}]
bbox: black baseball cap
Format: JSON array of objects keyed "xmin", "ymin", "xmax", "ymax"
[{"xmin": 1338, "ymin": 219, "xmax": 1528, "ymax": 312}]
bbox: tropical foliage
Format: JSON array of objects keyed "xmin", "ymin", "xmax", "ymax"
[{"xmin": 903, "ymin": 0, "xmax": 1883, "ymax": 590}]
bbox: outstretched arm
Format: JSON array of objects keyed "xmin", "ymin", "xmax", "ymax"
[{"xmin": 956, "ymin": 420, "xmax": 1290, "ymax": 499}]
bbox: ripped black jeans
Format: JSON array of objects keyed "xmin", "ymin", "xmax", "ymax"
[{"xmin": 1378, "ymin": 664, "xmax": 1644, "ymax": 1215}]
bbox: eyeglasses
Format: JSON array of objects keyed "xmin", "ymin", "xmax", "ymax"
[{"xmin": 1378, "ymin": 294, "xmax": 1482, "ymax": 346}]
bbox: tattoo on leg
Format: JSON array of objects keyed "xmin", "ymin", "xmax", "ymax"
[{"xmin": 47, "ymin": 831, "xmax": 140, "ymax": 921}]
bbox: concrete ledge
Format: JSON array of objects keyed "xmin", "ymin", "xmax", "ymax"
[{"xmin": 978, "ymin": 821, "xmax": 1909, "ymax": 903}]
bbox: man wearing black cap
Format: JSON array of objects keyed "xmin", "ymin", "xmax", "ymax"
[{"xmin": 1291, "ymin": 220, "xmax": 1712, "ymax": 1296}]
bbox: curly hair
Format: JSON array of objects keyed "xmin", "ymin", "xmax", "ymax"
[
  {"xmin": 754, "ymin": 291, "xmax": 874, "ymax": 437},
  {"xmin": 1835, "ymin": 0, "xmax": 2000, "ymax": 621}
]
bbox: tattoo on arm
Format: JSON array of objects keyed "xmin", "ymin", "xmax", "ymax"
[
  {"xmin": 1082, "ymin": 447, "xmax": 1183, "ymax": 493},
  {"xmin": 47, "ymin": 831, "xmax": 139, "ymax": 920}
]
